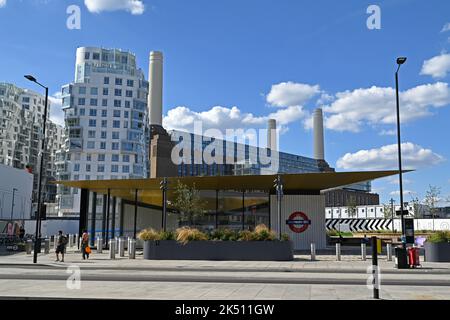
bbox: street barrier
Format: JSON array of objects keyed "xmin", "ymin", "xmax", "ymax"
[
  {"xmin": 118, "ymin": 238, "xmax": 125, "ymax": 257},
  {"xmin": 336, "ymin": 243, "xmax": 341, "ymax": 261},
  {"xmin": 44, "ymin": 238, "xmax": 50, "ymax": 254},
  {"xmin": 361, "ymin": 243, "xmax": 366, "ymax": 261},
  {"xmin": 26, "ymin": 239, "xmax": 32, "ymax": 254},
  {"xmin": 97, "ymin": 237, "xmax": 103, "ymax": 253},
  {"xmin": 310, "ymin": 243, "xmax": 316, "ymax": 261},
  {"xmin": 129, "ymin": 239, "xmax": 136, "ymax": 259},
  {"xmin": 109, "ymin": 239, "xmax": 116, "ymax": 259},
  {"xmin": 386, "ymin": 243, "xmax": 392, "ymax": 261}
]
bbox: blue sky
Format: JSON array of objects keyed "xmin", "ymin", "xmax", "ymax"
[{"xmin": 1, "ymin": 0, "xmax": 449, "ymax": 205}]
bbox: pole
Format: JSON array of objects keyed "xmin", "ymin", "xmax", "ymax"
[
  {"xmin": 390, "ymin": 198, "xmax": 395, "ymax": 232},
  {"xmin": 371, "ymin": 236, "xmax": 380, "ymax": 299},
  {"xmin": 133, "ymin": 189, "xmax": 138, "ymax": 239},
  {"xmin": 33, "ymin": 86, "xmax": 48, "ymax": 264},
  {"xmin": 395, "ymin": 70, "xmax": 406, "ymax": 249},
  {"xmin": 11, "ymin": 188, "xmax": 17, "ymax": 221}
]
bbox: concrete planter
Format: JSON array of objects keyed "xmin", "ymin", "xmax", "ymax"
[
  {"xmin": 424, "ymin": 242, "xmax": 450, "ymax": 262},
  {"xmin": 143, "ymin": 240, "xmax": 294, "ymax": 261}
]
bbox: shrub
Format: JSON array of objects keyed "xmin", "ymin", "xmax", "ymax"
[
  {"xmin": 427, "ymin": 231, "xmax": 450, "ymax": 244},
  {"xmin": 159, "ymin": 230, "xmax": 176, "ymax": 241},
  {"xmin": 138, "ymin": 228, "xmax": 160, "ymax": 241},
  {"xmin": 327, "ymin": 230, "xmax": 338, "ymax": 236},
  {"xmin": 238, "ymin": 230, "xmax": 256, "ymax": 241},
  {"xmin": 176, "ymin": 227, "xmax": 208, "ymax": 245},
  {"xmin": 280, "ymin": 233, "xmax": 290, "ymax": 241},
  {"xmin": 253, "ymin": 224, "xmax": 276, "ymax": 241}
]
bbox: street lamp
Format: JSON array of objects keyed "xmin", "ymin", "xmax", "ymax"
[
  {"xmin": 273, "ymin": 175, "xmax": 283, "ymax": 239},
  {"xmin": 24, "ymin": 74, "xmax": 49, "ymax": 264},
  {"xmin": 394, "ymin": 57, "xmax": 407, "ymax": 248}
]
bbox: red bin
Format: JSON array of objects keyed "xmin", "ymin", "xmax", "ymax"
[{"xmin": 408, "ymin": 247, "xmax": 420, "ymax": 268}]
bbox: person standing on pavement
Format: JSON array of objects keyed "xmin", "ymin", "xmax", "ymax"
[
  {"xmin": 55, "ymin": 230, "xmax": 67, "ymax": 262},
  {"xmin": 81, "ymin": 230, "xmax": 90, "ymax": 260}
]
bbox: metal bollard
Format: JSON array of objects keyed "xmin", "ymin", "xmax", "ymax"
[
  {"xmin": 44, "ymin": 239, "xmax": 50, "ymax": 254},
  {"xmin": 109, "ymin": 239, "xmax": 116, "ymax": 259},
  {"xmin": 115, "ymin": 237, "xmax": 119, "ymax": 254},
  {"xmin": 118, "ymin": 238, "xmax": 125, "ymax": 257},
  {"xmin": 361, "ymin": 243, "xmax": 366, "ymax": 261},
  {"xmin": 96, "ymin": 237, "xmax": 103, "ymax": 253},
  {"xmin": 129, "ymin": 239, "xmax": 136, "ymax": 259},
  {"xmin": 128, "ymin": 237, "xmax": 132, "ymax": 255},
  {"xmin": 68, "ymin": 234, "xmax": 74, "ymax": 248},
  {"xmin": 336, "ymin": 243, "xmax": 341, "ymax": 261},
  {"xmin": 310, "ymin": 243, "xmax": 316, "ymax": 261},
  {"xmin": 26, "ymin": 239, "xmax": 33, "ymax": 254},
  {"xmin": 53, "ymin": 235, "xmax": 59, "ymax": 250},
  {"xmin": 387, "ymin": 243, "xmax": 392, "ymax": 261}
]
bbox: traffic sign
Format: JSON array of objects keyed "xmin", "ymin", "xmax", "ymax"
[{"xmin": 395, "ymin": 209, "xmax": 409, "ymax": 216}]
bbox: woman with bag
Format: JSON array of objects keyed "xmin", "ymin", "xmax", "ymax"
[{"xmin": 81, "ymin": 230, "xmax": 90, "ymax": 260}]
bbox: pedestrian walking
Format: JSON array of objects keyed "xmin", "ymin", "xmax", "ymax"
[
  {"xmin": 55, "ymin": 230, "xmax": 67, "ymax": 262},
  {"xmin": 81, "ymin": 230, "xmax": 90, "ymax": 260}
]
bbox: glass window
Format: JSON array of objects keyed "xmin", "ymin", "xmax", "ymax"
[
  {"xmin": 114, "ymin": 89, "xmax": 122, "ymax": 96},
  {"xmin": 127, "ymin": 79, "xmax": 134, "ymax": 87},
  {"xmin": 104, "ymin": 77, "xmax": 109, "ymax": 85},
  {"xmin": 86, "ymin": 164, "xmax": 91, "ymax": 172},
  {"xmin": 124, "ymin": 121, "xmax": 128, "ymax": 128},
  {"xmin": 112, "ymin": 132, "xmax": 120, "ymax": 139},
  {"xmin": 88, "ymin": 119, "xmax": 96, "ymax": 127},
  {"xmin": 90, "ymin": 99, "xmax": 98, "ymax": 106},
  {"xmin": 78, "ymin": 98, "xmax": 85, "ymax": 105},
  {"xmin": 125, "ymin": 90, "xmax": 133, "ymax": 98},
  {"xmin": 111, "ymin": 165, "xmax": 119, "ymax": 173},
  {"xmin": 101, "ymin": 131, "xmax": 107, "ymax": 139},
  {"xmin": 98, "ymin": 154, "xmax": 105, "ymax": 161},
  {"xmin": 114, "ymin": 100, "xmax": 121, "ymax": 107},
  {"xmin": 124, "ymin": 111, "xmax": 129, "ymax": 118},
  {"xmin": 101, "ymin": 109, "xmax": 107, "ymax": 117},
  {"xmin": 122, "ymin": 165, "xmax": 129, "ymax": 173},
  {"xmin": 100, "ymin": 142, "xmax": 106, "ymax": 149},
  {"xmin": 111, "ymin": 142, "xmax": 119, "ymax": 150},
  {"xmin": 113, "ymin": 110, "xmax": 121, "ymax": 117},
  {"xmin": 101, "ymin": 120, "xmax": 107, "ymax": 127},
  {"xmin": 122, "ymin": 155, "xmax": 130, "ymax": 162},
  {"xmin": 86, "ymin": 154, "xmax": 92, "ymax": 161},
  {"xmin": 79, "ymin": 108, "xmax": 85, "ymax": 116},
  {"xmin": 93, "ymin": 52, "xmax": 100, "ymax": 60},
  {"xmin": 87, "ymin": 141, "xmax": 95, "ymax": 149},
  {"xmin": 125, "ymin": 101, "xmax": 131, "ymax": 108},
  {"xmin": 102, "ymin": 99, "xmax": 108, "ymax": 107},
  {"xmin": 84, "ymin": 52, "xmax": 90, "ymax": 59},
  {"xmin": 97, "ymin": 165, "xmax": 105, "ymax": 172},
  {"xmin": 112, "ymin": 154, "xmax": 119, "ymax": 162},
  {"xmin": 102, "ymin": 88, "xmax": 108, "ymax": 95},
  {"xmin": 115, "ymin": 78, "xmax": 122, "ymax": 85},
  {"xmin": 90, "ymin": 87, "xmax": 98, "ymax": 95},
  {"xmin": 74, "ymin": 163, "xmax": 80, "ymax": 171},
  {"xmin": 113, "ymin": 120, "xmax": 120, "ymax": 128},
  {"xmin": 89, "ymin": 109, "xmax": 97, "ymax": 116},
  {"xmin": 79, "ymin": 87, "xmax": 86, "ymax": 94},
  {"xmin": 88, "ymin": 130, "xmax": 96, "ymax": 138}
]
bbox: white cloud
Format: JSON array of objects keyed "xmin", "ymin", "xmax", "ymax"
[
  {"xmin": 379, "ymin": 129, "xmax": 397, "ymax": 136},
  {"xmin": 163, "ymin": 105, "xmax": 306, "ymax": 135},
  {"xmin": 420, "ymin": 53, "xmax": 450, "ymax": 78},
  {"xmin": 48, "ymin": 92, "xmax": 64, "ymax": 126},
  {"xmin": 84, "ymin": 0, "xmax": 145, "ymax": 15},
  {"xmin": 336, "ymin": 142, "xmax": 445, "ymax": 170},
  {"xmin": 441, "ymin": 22, "xmax": 450, "ymax": 33},
  {"xmin": 266, "ymin": 82, "xmax": 321, "ymax": 107},
  {"xmin": 0, "ymin": 0, "xmax": 6, "ymax": 8},
  {"xmin": 322, "ymin": 82, "xmax": 450, "ymax": 132},
  {"xmin": 389, "ymin": 190, "xmax": 416, "ymax": 197}
]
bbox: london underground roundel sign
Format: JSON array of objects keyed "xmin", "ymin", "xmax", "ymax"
[{"xmin": 286, "ymin": 212, "xmax": 311, "ymax": 233}]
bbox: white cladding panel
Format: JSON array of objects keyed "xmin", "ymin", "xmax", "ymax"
[{"xmin": 270, "ymin": 195, "xmax": 326, "ymax": 250}]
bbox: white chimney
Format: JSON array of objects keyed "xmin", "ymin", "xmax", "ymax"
[
  {"xmin": 267, "ymin": 119, "xmax": 277, "ymax": 150},
  {"xmin": 148, "ymin": 51, "xmax": 163, "ymax": 126},
  {"xmin": 313, "ymin": 108, "xmax": 325, "ymax": 160}
]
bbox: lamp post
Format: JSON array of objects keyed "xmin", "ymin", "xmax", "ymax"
[
  {"xmin": 273, "ymin": 175, "xmax": 283, "ymax": 239},
  {"xmin": 24, "ymin": 75, "xmax": 48, "ymax": 263},
  {"xmin": 394, "ymin": 57, "xmax": 407, "ymax": 248},
  {"xmin": 10, "ymin": 188, "xmax": 18, "ymax": 221}
]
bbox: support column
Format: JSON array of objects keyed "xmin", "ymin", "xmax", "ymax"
[
  {"xmin": 133, "ymin": 189, "xmax": 138, "ymax": 239},
  {"xmin": 105, "ymin": 189, "xmax": 110, "ymax": 246},
  {"xmin": 241, "ymin": 191, "xmax": 245, "ymax": 231},
  {"xmin": 78, "ymin": 189, "xmax": 89, "ymax": 249},
  {"xmin": 90, "ymin": 192, "xmax": 97, "ymax": 247},
  {"xmin": 101, "ymin": 194, "xmax": 107, "ymax": 244},
  {"xmin": 119, "ymin": 200, "xmax": 124, "ymax": 237},
  {"xmin": 215, "ymin": 190, "xmax": 219, "ymax": 229},
  {"xmin": 111, "ymin": 197, "xmax": 116, "ymax": 240}
]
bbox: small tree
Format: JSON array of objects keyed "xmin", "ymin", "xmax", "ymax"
[
  {"xmin": 424, "ymin": 185, "xmax": 441, "ymax": 231},
  {"xmin": 347, "ymin": 196, "xmax": 358, "ymax": 218},
  {"xmin": 383, "ymin": 203, "xmax": 392, "ymax": 219},
  {"xmin": 172, "ymin": 180, "xmax": 206, "ymax": 226},
  {"xmin": 409, "ymin": 196, "xmax": 421, "ymax": 218}
]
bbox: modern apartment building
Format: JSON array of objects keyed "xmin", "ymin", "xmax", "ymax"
[
  {"xmin": 55, "ymin": 47, "xmax": 149, "ymax": 216},
  {"xmin": 0, "ymin": 82, "xmax": 63, "ymax": 208}
]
